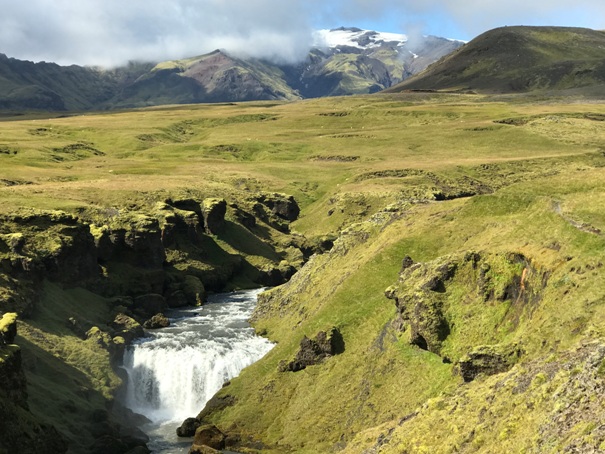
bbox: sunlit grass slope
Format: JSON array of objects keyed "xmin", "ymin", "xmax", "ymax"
[{"xmin": 2, "ymin": 92, "xmax": 605, "ymax": 452}]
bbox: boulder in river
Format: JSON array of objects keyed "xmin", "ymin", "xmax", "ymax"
[
  {"xmin": 176, "ymin": 417, "xmax": 200, "ymax": 437},
  {"xmin": 191, "ymin": 424, "xmax": 225, "ymax": 451},
  {"xmin": 143, "ymin": 313, "xmax": 170, "ymax": 329},
  {"xmin": 110, "ymin": 313, "xmax": 144, "ymax": 344}
]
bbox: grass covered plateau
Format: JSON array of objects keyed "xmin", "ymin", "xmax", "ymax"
[{"xmin": 1, "ymin": 92, "xmax": 605, "ymax": 452}]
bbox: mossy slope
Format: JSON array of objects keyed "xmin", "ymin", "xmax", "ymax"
[
  {"xmin": 200, "ymin": 167, "xmax": 605, "ymax": 452},
  {"xmin": 388, "ymin": 26, "xmax": 605, "ymax": 95},
  {"xmin": 1, "ymin": 93, "xmax": 605, "ymax": 452}
]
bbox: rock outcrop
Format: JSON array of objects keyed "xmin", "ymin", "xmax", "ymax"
[
  {"xmin": 457, "ymin": 343, "xmax": 523, "ymax": 382},
  {"xmin": 176, "ymin": 417, "xmax": 201, "ymax": 437},
  {"xmin": 385, "ymin": 258, "xmax": 455, "ymax": 354},
  {"xmin": 385, "ymin": 251, "xmax": 547, "ymax": 358},
  {"xmin": 143, "ymin": 313, "xmax": 170, "ymax": 329},
  {"xmin": 0, "ymin": 313, "xmax": 26, "ymax": 406},
  {"xmin": 251, "ymin": 192, "xmax": 301, "ymax": 233},
  {"xmin": 0, "ymin": 311, "xmax": 17, "ymax": 345},
  {"xmin": 279, "ymin": 327, "xmax": 345, "ymax": 372},
  {"xmin": 190, "ymin": 424, "xmax": 226, "ymax": 452},
  {"xmin": 202, "ymin": 198, "xmax": 227, "ymax": 234},
  {"xmin": 257, "ymin": 193, "xmax": 300, "ymax": 221},
  {"xmin": 0, "ymin": 312, "xmax": 68, "ymax": 453},
  {"xmin": 110, "ymin": 313, "xmax": 145, "ymax": 344},
  {"xmin": 132, "ymin": 293, "xmax": 166, "ymax": 318}
]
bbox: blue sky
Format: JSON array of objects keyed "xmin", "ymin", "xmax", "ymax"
[
  {"xmin": 316, "ymin": 1, "xmax": 604, "ymax": 42},
  {"xmin": 0, "ymin": 0, "xmax": 602, "ymax": 66}
]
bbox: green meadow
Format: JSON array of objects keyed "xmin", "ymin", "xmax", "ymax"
[{"xmin": 2, "ymin": 92, "xmax": 605, "ymax": 452}]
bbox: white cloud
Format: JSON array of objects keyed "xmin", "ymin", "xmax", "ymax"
[
  {"xmin": 0, "ymin": 0, "xmax": 318, "ymax": 67},
  {"xmin": 0, "ymin": 0, "xmax": 602, "ymax": 67}
]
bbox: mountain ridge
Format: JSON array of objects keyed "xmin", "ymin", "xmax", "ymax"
[
  {"xmin": 0, "ymin": 28, "xmax": 463, "ymax": 111},
  {"xmin": 387, "ymin": 25, "xmax": 605, "ymax": 95}
]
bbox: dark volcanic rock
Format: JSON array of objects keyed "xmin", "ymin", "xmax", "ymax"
[
  {"xmin": 202, "ymin": 199, "xmax": 227, "ymax": 234},
  {"xmin": 0, "ymin": 312, "xmax": 18, "ymax": 344},
  {"xmin": 257, "ymin": 193, "xmax": 300, "ymax": 221},
  {"xmin": 230, "ymin": 206, "xmax": 256, "ymax": 230},
  {"xmin": 160, "ymin": 205, "xmax": 205, "ymax": 247},
  {"xmin": 279, "ymin": 327, "xmax": 345, "ymax": 372},
  {"xmin": 400, "ymin": 255, "xmax": 415, "ymax": 272},
  {"xmin": 256, "ymin": 264, "xmax": 296, "ymax": 287},
  {"xmin": 99, "ymin": 216, "xmax": 165, "ymax": 269},
  {"xmin": 110, "ymin": 313, "xmax": 144, "ymax": 344},
  {"xmin": 133, "ymin": 294, "xmax": 166, "ymax": 318},
  {"xmin": 89, "ymin": 435, "xmax": 128, "ymax": 454},
  {"xmin": 182, "ymin": 275, "xmax": 206, "ymax": 306},
  {"xmin": 93, "ymin": 225, "xmax": 114, "ymax": 262},
  {"xmin": 176, "ymin": 417, "xmax": 200, "ymax": 437},
  {"xmin": 0, "ymin": 211, "xmax": 99, "ymax": 285},
  {"xmin": 189, "ymin": 445, "xmax": 220, "ymax": 454},
  {"xmin": 123, "ymin": 223, "xmax": 166, "ymax": 269},
  {"xmin": 143, "ymin": 313, "xmax": 170, "ymax": 329},
  {"xmin": 0, "ymin": 344, "xmax": 27, "ymax": 406},
  {"xmin": 191, "ymin": 424, "xmax": 226, "ymax": 451},
  {"xmin": 457, "ymin": 344, "xmax": 523, "ymax": 382},
  {"xmin": 166, "ymin": 290, "xmax": 188, "ymax": 308}
]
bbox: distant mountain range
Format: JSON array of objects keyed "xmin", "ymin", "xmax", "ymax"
[
  {"xmin": 0, "ymin": 27, "xmax": 462, "ymax": 111},
  {"xmin": 387, "ymin": 26, "xmax": 605, "ymax": 95}
]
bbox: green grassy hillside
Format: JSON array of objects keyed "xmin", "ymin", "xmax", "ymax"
[
  {"xmin": 114, "ymin": 51, "xmax": 301, "ymax": 108},
  {"xmin": 387, "ymin": 26, "xmax": 605, "ymax": 95},
  {"xmin": 0, "ymin": 33, "xmax": 460, "ymax": 111},
  {"xmin": 1, "ymin": 93, "xmax": 605, "ymax": 452},
  {"xmin": 0, "ymin": 54, "xmax": 153, "ymax": 111}
]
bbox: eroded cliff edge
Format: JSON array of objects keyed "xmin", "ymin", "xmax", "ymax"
[
  {"xmin": 185, "ymin": 179, "xmax": 605, "ymax": 453},
  {"xmin": 0, "ymin": 191, "xmax": 320, "ymax": 453}
]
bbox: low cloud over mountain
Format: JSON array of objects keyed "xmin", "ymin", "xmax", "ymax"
[{"xmin": 0, "ymin": 0, "xmax": 602, "ymax": 67}]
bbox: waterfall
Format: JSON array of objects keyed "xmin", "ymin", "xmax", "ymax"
[{"xmin": 122, "ymin": 289, "xmax": 273, "ymax": 425}]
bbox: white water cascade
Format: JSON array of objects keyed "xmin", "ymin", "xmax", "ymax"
[{"xmin": 122, "ymin": 289, "xmax": 274, "ymax": 452}]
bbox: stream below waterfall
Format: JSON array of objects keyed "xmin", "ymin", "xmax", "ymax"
[{"xmin": 122, "ymin": 288, "xmax": 274, "ymax": 453}]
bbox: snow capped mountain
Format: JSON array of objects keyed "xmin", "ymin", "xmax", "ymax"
[
  {"xmin": 279, "ymin": 26, "xmax": 464, "ymax": 98},
  {"xmin": 313, "ymin": 27, "xmax": 408, "ymax": 50},
  {"xmin": 0, "ymin": 26, "xmax": 465, "ymax": 110}
]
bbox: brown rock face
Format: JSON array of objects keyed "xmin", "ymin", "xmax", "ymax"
[
  {"xmin": 202, "ymin": 199, "xmax": 227, "ymax": 234},
  {"xmin": 177, "ymin": 417, "xmax": 200, "ymax": 437},
  {"xmin": 457, "ymin": 344, "xmax": 523, "ymax": 382},
  {"xmin": 279, "ymin": 327, "xmax": 345, "ymax": 372},
  {"xmin": 191, "ymin": 424, "xmax": 226, "ymax": 451},
  {"xmin": 143, "ymin": 313, "xmax": 170, "ymax": 329}
]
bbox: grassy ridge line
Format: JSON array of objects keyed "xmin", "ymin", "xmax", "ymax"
[
  {"xmin": 387, "ymin": 26, "xmax": 605, "ymax": 95},
  {"xmin": 207, "ymin": 169, "xmax": 605, "ymax": 452}
]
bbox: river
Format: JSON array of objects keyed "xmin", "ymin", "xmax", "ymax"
[{"xmin": 122, "ymin": 288, "xmax": 273, "ymax": 453}]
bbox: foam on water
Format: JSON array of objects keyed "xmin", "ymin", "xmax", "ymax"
[{"xmin": 122, "ymin": 289, "xmax": 273, "ymax": 451}]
